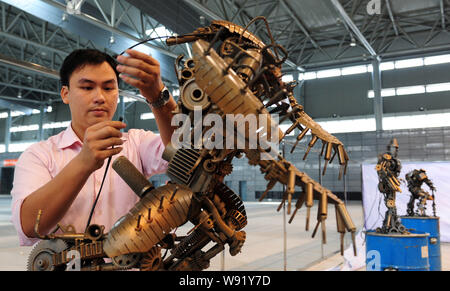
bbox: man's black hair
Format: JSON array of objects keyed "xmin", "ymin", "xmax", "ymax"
[{"xmin": 60, "ymin": 49, "xmax": 119, "ymax": 87}]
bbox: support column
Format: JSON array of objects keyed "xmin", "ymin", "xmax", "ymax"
[
  {"xmin": 38, "ymin": 104, "xmax": 44, "ymax": 141},
  {"xmin": 372, "ymin": 58, "xmax": 383, "ymax": 132},
  {"xmin": 119, "ymin": 95, "xmax": 125, "ymax": 132},
  {"xmin": 5, "ymin": 110, "xmax": 11, "ymax": 153}
]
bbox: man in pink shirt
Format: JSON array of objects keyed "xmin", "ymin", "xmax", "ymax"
[{"xmin": 10, "ymin": 49, "xmax": 177, "ymax": 246}]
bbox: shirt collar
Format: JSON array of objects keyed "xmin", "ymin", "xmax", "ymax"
[
  {"xmin": 57, "ymin": 122, "xmax": 128, "ymax": 149},
  {"xmin": 57, "ymin": 123, "xmax": 82, "ymax": 149}
]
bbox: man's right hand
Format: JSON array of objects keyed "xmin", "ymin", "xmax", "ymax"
[{"xmin": 76, "ymin": 121, "xmax": 127, "ymax": 172}]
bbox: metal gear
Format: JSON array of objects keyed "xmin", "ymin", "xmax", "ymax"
[
  {"xmin": 386, "ymin": 199, "xmax": 395, "ymax": 208},
  {"xmin": 111, "ymin": 253, "xmax": 141, "ymax": 269},
  {"xmin": 27, "ymin": 239, "xmax": 69, "ymax": 271},
  {"xmin": 227, "ymin": 209, "xmax": 247, "ymax": 231},
  {"xmin": 139, "ymin": 246, "xmax": 162, "ymax": 271},
  {"xmin": 220, "ymin": 163, "xmax": 233, "ymax": 176}
]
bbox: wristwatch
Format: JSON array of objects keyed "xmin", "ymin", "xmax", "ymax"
[{"xmin": 149, "ymin": 86, "xmax": 170, "ymax": 109}]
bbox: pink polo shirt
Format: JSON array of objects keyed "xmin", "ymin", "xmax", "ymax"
[{"xmin": 10, "ymin": 124, "xmax": 168, "ymax": 246}]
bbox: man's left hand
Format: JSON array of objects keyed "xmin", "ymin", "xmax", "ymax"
[{"xmin": 116, "ymin": 49, "xmax": 165, "ymax": 102}]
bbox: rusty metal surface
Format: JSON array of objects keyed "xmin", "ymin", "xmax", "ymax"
[{"xmin": 28, "ymin": 18, "xmax": 358, "ymax": 271}]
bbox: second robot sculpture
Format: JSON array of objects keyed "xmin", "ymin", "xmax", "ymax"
[{"xmin": 405, "ymin": 169, "xmax": 436, "ymax": 217}]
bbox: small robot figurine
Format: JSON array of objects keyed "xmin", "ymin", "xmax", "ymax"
[
  {"xmin": 375, "ymin": 139, "xmax": 407, "ymax": 234},
  {"xmin": 406, "ymin": 169, "xmax": 436, "ymax": 217}
]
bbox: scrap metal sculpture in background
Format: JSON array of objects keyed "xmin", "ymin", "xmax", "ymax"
[
  {"xmin": 28, "ymin": 18, "xmax": 357, "ymax": 271},
  {"xmin": 375, "ymin": 138, "xmax": 407, "ymax": 234},
  {"xmin": 405, "ymin": 169, "xmax": 436, "ymax": 217}
]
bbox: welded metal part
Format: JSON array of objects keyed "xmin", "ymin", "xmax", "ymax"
[
  {"xmin": 27, "ymin": 239, "xmax": 69, "ymax": 271},
  {"xmin": 103, "ymin": 184, "xmax": 195, "ymax": 258},
  {"xmin": 29, "ymin": 18, "xmax": 357, "ymax": 271},
  {"xmin": 375, "ymin": 139, "xmax": 407, "ymax": 234},
  {"xmin": 405, "ymin": 169, "xmax": 436, "ymax": 217}
]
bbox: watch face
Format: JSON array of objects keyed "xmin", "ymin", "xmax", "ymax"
[{"xmin": 162, "ymin": 89, "xmax": 170, "ymax": 101}]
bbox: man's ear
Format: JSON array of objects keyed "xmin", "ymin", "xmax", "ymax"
[{"xmin": 61, "ymin": 86, "xmax": 69, "ymax": 104}]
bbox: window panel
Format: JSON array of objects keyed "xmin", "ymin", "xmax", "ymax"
[
  {"xmin": 426, "ymin": 82, "xmax": 450, "ymax": 93},
  {"xmin": 317, "ymin": 68, "xmax": 341, "ymax": 79},
  {"xmin": 396, "ymin": 85, "xmax": 425, "ymax": 96},
  {"xmin": 424, "ymin": 54, "xmax": 450, "ymax": 66},
  {"xmin": 394, "ymin": 58, "xmax": 424, "ymax": 69},
  {"xmin": 341, "ymin": 65, "xmax": 368, "ymax": 76},
  {"xmin": 141, "ymin": 113, "xmax": 155, "ymax": 120}
]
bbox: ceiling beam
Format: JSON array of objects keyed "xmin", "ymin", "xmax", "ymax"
[
  {"xmin": 0, "ymin": 30, "xmax": 68, "ymax": 57},
  {"xmin": 40, "ymin": 0, "xmax": 178, "ymax": 58},
  {"xmin": 331, "ymin": 0, "xmax": 377, "ymax": 57},
  {"xmin": 0, "ymin": 95, "xmax": 45, "ymax": 105},
  {"xmin": 385, "ymin": 0, "xmax": 399, "ymax": 36},
  {"xmin": 0, "ymin": 54, "xmax": 148, "ymax": 104},
  {"xmin": 279, "ymin": 0, "xmax": 320, "ymax": 50},
  {"xmin": 0, "ymin": 98, "xmax": 36, "ymax": 113},
  {"xmin": 302, "ymin": 43, "xmax": 450, "ymax": 70},
  {"xmin": 0, "ymin": 81, "xmax": 59, "ymax": 96},
  {"xmin": 2, "ymin": 0, "xmax": 178, "ymax": 83},
  {"xmin": 182, "ymin": 0, "xmax": 222, "ymax": 20},
  {"xmin": 183, "ymin": 0, "xmax": 304, "ymax": 72},
  {"xmin": 279, "ymin": 0, "xmax": 332, "ymax": 61},
  {"xmin": 0, "ymin": 53, "xmax": 59, "ymax": 79}
]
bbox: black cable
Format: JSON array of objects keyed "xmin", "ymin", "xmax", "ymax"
[
  {"xmin": 85, "ymin": 32, "xmax": 205, "ymax": 230},
  {"xmin": 118, "ymin": 34, "xmax": 202, "ymax": 56},
  {"xmin": 85, "ymin": 117, "xmax": 124, "ymax": 231}
]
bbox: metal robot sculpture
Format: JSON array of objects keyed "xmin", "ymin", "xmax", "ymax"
[
  {"xmin": 27, "ymin": 18, "xmax": 357, "ymax": 271},
  {"xmin": 375, "ymin": 138, "xmax": 407, "ymax": 234},
  {"xmin": 405, "ymin": 169, "xmax": 436, "ymax": 217}
]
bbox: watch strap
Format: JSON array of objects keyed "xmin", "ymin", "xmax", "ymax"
[{"xmin": 149, "ymin": 86, "xmax": 170, "ymax": 109}]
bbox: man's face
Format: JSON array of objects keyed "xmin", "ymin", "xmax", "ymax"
[{"xmin": 61, "ymin": 62, "xmax": 119, "ymax": 134}]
